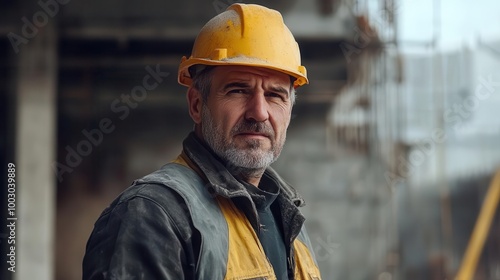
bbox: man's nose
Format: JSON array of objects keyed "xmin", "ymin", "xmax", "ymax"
[{"xmin": 244, "ymin": 92, "xmax": 269, "ymax": 122}]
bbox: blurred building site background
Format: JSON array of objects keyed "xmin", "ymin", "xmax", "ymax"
[{"xmin": 1, "ymin": 0, "xmax": 500, "ymax": 279}]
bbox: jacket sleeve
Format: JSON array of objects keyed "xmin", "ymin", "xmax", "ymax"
[{"xmin": 82, "ymin": 193, "xmax": 197, "ymax": 280}]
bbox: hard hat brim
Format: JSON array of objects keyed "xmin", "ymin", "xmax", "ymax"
[{"xmin": 178, "ymin": 57, "xmax": 308, "ymax": 89}]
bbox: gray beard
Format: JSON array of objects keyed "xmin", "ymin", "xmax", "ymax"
[{"xmin": 201, "ymin": 104, "xmax": 283, "ymax": 177}]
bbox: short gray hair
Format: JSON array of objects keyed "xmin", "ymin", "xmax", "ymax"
[
  {"xmin": 190, "ymin": 65, "xmax": 214, "ymax": 103},
  {"xmin": 189, "ymin": 65, "xmax": 297, "ymax": 104}
]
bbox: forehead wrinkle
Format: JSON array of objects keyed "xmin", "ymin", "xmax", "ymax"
[
  {"xmin": 222, "ymin": 81, "xmax": 252, "ymax": 91},
  {"xmin": 225, "ymin": 69, "xmax": 287, "ymax": 83},
  {"xmin": 222, "ymin": 80, "xmax": 290, "ymax": 97},
  {"xmin": 214, "ymin": 67, "xmax": 291, "ymax": 94}
]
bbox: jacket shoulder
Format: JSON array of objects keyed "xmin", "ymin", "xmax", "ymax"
[{"xmin": 107, "ymin": 163, "xmax": 203, "ymax": 209}]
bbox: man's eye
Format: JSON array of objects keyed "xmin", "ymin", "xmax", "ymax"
[{"xmin": 228, "ymin": 89, "xmax": 246, "ymax": 94}]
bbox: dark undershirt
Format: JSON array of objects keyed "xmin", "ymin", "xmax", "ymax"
[{"xmin": 241, "ymin": 174, "xmax": 289, "ymax": 280}]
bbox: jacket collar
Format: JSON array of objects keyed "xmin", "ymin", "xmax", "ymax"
[{"xmin": 183, "ymin": 132, "xmax": 306, "ymax": 249}]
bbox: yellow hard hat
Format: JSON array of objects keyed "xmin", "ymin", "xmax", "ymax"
[{"xmin": 178, "ymin": 3, "xmax": 308, "ymax": 88}]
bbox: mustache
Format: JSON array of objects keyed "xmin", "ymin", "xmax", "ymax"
[{"xmin": 232, "ymin": 120, "xmax": 275, "ymax": 138}]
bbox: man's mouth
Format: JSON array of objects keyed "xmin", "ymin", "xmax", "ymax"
[{"xmin": 236, "ymin": 132, "xmax": 270, "ymax": 139}]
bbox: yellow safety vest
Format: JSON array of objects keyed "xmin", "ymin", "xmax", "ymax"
[{"xmin": 154, "ymin": 154, "xmax": 322, "ymax": 280}]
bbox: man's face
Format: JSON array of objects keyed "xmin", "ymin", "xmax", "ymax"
[{"xmin": 200, "ymin": 66, "xmax": 293, "ymax": 171}]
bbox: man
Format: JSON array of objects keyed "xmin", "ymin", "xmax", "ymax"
[{"xmin": 83, "ymin": 3, "xmax": 321, "ymax": 280}]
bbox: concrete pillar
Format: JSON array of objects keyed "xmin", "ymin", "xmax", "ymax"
[{"xmin": 15, "ymin": 23, "xmax": 57, "ymax": 280}]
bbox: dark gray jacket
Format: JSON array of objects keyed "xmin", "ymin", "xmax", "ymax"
[{"xmin": 82, "ymin": 133, "xmax": 321, "ymax": 279}]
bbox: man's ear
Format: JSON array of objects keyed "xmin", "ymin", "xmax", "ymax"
[{"xmin": 187, "ymin": 86, "xmax": 202, "ymax": 124}]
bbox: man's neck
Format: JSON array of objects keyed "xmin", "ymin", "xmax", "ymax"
[{"xmin": 232, "ymin": 168, "xmax": 264, "ymax": 188}]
